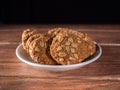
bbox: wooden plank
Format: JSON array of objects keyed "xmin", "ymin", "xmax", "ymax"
[
  {"xmin": 0, "ymin": 30, "xmax": 120, "ymax": 44},
  {"xmin": 1, "ymin": 24, "xmax": 120, "ymax": 31},
  {"xmin": 0, "ymin": 44, "xmax": 19, "ymax": 63},
  {"xmin": 0, "ymin": 44, "xmax": 120, "ymax": 77},
  {"xmin": 0, "ymin": 31, "xmax": 22, "ymax": 42},
  {"xmin": 0, "ymin": 76, "xmax": 119, "ymax": 90}
]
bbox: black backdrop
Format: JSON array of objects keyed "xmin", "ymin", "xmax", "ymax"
[{"xmin": 1, "ymin": 1, "xmax": 120, "ymax": 24}]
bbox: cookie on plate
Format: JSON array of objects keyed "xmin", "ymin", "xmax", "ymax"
[
  {"xmin": 26, "ymin": 33, "xmax": 43, "ymax": 53},
  {"xmin": 22, "ymin": 29, "xmax": 39, "ymax": 53},
  {"xmin": 48, "ymin": 28, "xmax": 71, "ymax": 38},
  {"xmin": 50, "ymin": 29, "xmax": 96, "ymax": 65},
  {"xmin": 29, "ymin": 35, "xmax": 57, "ymax": 65}
]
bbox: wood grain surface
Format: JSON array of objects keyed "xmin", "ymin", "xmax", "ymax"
[{"xmin": 0, "ymin": 24, "xmax": 120, "ymax": 90}]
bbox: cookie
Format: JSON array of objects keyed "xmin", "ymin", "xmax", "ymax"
[
  {"xmin": 29, "ymin": 35, "xmax": 57, "ymax": 65},
  {"xmin": 22, "ymin": 29, "xmax": 39, "ymax": 53},
  {"xmin": 48, "ymin": 28, "xmax": 70, "ymax": 38},
  {"xmin": 50, "ymin": 29, "xmax": 96, "ymax": 65},
  {"xmin": 26, "ymin": 33, "xmax": 43, "ymax": 53}
]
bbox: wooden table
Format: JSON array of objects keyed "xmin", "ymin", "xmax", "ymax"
[{"xmin": 0, "ymin": 24, "xmax": 120, "ymax": 90}]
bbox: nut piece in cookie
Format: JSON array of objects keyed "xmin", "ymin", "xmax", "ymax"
[
  {"xmin": 29, "ymin": 36, "xmax": 57, "ymax": 65},
  {"xmin": 22, "ymin": 29, "xmax": 39, "ymax": 53},
  {"xmin": 50, "ymin": 29, "xmax": 96, "ymax": 65}
]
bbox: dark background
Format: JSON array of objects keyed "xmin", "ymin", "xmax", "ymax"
[{"xmin": 1, "ymin": 1, "xmax": 120, "ymax": 24}]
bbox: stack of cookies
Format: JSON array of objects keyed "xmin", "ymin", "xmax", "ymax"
[{"xmin": 22, "ymin": 28, "xmax": 96, "ymax": 65}]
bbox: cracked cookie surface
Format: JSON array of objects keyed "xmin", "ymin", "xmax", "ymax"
[
  {"xmin": 26, "ymin": 33, "xmax": 43, "ymax": 53},
  {"xmin": 29, "ymin": 35, "xmax": 57, "ymax": 65},
  {"xmin": 50, "ymin": 29, "xmax": 96, "ymax": 65},
  {"xmin": 48, "ymin": 28, "xmax": 71, "ymax": 38}
]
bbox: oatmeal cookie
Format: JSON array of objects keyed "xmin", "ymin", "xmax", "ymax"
[
  {"xmin": 48, "ymin": 28, "xmax": 71, "ymax": 38},
  {"xmin": 26, "ymin": 33, "xmax": 43, "ymax": 53},
  {"xmin": 29, "ymin": 35, "xmax": 57, "ymax": 65},
  {"xmin": 22, "ymin": 29, "xmax": 39, "ymax": 53},
  {"xmin": 50, "ymin": 29, "xmax": 96, "ymax": 65}
]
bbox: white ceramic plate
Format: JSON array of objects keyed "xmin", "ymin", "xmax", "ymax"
[{"xmin": 16, "ymin": 42, "xmax": 102, "ymax": 71}]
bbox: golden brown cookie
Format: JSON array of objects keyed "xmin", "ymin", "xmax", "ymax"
[
  {"xmin": 22, "ymin": 29, "xmax": 39, "ymax": 53},
  {"xmin": 48, "ymin": 28, "xmax": 70, "ymax": 38},
  {"xmin": 29, "ymin": 35, "xmax": 57, "ymax": 65},
  {"xmin": 50, "ymin": 29, "xmax": 96, "ymax": 65},
  {"xmin": 26, "ymin": 33, "xmax": 43, "ymax": 53}
]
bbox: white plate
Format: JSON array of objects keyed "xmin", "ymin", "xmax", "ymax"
[{"xmin": 16, "ymin": 42, "xmax": 102, "ymax": 71}]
